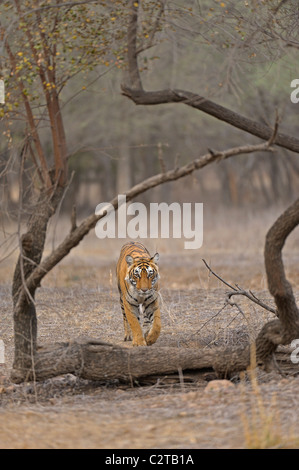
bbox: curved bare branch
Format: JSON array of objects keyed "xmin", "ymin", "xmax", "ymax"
[{"xmin": 122, "ymin": 2, "xmax": 299, "ymax": 155}]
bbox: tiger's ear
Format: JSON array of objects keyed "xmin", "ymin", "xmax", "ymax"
[
  {"xmin": 152, "ymin": 253, "xmax": 159, "ymax": 264},
  {"xmin": 126, "ymin": 255, "xmax": 134, "ymax": 266}
]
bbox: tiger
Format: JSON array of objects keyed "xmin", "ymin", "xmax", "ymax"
[{"xmin": 116, "ymin": 241, "xmax": 161, "ymax": 346}]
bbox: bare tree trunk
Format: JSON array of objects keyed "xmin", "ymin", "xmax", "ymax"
[
  {"xmin": 12, "ymin": 188, "xmax": 64, "ymax": 382},
  {"xmin": 254, "ymin": 197, "xmax": 299, "ymax": 368}
]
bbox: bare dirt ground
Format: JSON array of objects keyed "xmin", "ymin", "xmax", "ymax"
[{"xmin": 1, "ymin": 206, "xmax": 299, "ymax": 449}]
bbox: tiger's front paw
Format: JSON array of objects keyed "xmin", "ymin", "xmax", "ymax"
[
  {"xmin": 132, "ymin": 337, "xmax": 146, "ymax": 346},
  {"xmin": 145, "ymin": 324, "xmax": 161, "ymax": 346}
]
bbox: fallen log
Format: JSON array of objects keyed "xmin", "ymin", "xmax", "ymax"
[{"xmin": 10, "ymin": 338, "xmax": 252, "ymax": 384}]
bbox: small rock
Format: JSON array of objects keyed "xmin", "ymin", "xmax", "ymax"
[
  {"xmin": 279, "ymin": 378, "xmax": 289, "ymax": 385},
  {"xmin": 0, "ymin": 374, "xmax": 7, "ymax": 384},
  {"xmin": 205, "ymin": 379, "xmax": 235, "ymax": 392},
  {"xmin": 4, "ymin": 385, "xmax": 16, "ymax": 393},
  {"xmin": 25, "ymin": 385, "xmax": 35, "ymax": 394}
]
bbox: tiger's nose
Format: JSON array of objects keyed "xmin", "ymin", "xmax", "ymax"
[{"xmin": 141, "ymin": 288, "xmax": 148, "ymax": 293}]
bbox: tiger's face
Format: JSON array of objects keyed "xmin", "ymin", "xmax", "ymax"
[{"xmin": 125, "ymin": 253, "xmax": 159, "ymax": 295}]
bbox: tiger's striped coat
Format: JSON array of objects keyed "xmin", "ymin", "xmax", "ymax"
[{"xmin": 116, "ymin": 241, "xmax": 161, "ymax": 346}]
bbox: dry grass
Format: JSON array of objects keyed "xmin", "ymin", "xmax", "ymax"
[
  {"xmin": 238, "ymin": 347, "xmax": 299, "ymax": 449},
  {"xmin": 1, "ymin": 206, "xmax": 299, "ymax": 449}
]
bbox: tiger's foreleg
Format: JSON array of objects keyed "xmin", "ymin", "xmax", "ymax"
[
  {"xmin": 122, "ymin": 309, "xmax": 132, "ymax": 342},
  {"xmin": 119, "ymin": 295, "xmax": 132, "ymax": 341},
  {"xmin": 123, "ymin": 298, "xmax": 146, "ymax": 346},
  {"xmin": 144, "ymin": 298, "xmax": 161, "ymax": 346}
]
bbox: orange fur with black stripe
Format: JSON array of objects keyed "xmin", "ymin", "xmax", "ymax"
[{"xmin": 116, "ymin": 241, "xmax": 161, "ymax": 346}]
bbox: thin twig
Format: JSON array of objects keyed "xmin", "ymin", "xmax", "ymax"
[
  {"xmin": 202, "ymin": 259, "xmax": 238, "ymax": 291},
  {"xmin": 202, "ymin": 259, "xmax": 277, "ymax": 315},
  {"xmin": 70, "ymin": 204, "xmax": 77, "ymax": 233},
  {"xmin": 157, "ymin": 142, "xmax": 166, "ymax": 173},
  {"xmin": 267, "ymin": 109, "xmax": 280, "ymax": 147}
]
